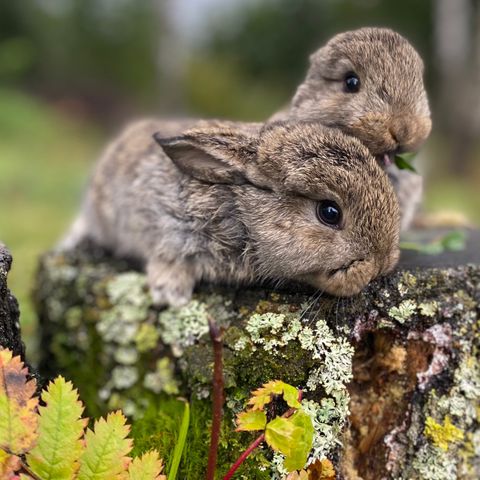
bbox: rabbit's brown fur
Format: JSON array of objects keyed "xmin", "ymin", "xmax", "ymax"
[
  {"xmin": 275, "ymin": 27, "xmax": 431, "ymax": 229},
  {"xmin": 62, "ymin": 119, "xmax": 400, "ymax": 306}
]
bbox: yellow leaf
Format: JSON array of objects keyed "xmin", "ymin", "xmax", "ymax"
[
  {"xmin": 128, "ymin": 451, "xmax": 166, "ymax": 480},
  {"xmin": 247, "ymin": 381, "xmax": 301, "ymax": 411},
  {"xmin": 0, "ymin": 349, "xmax": 38, "ymax": 454},
  {"xmin": 27, "ymin": 376, "xmax": 87, "ymax": 480},
  {"xmin": 78, "ymin": 410, "xmax": 133, "ymax": 480}
]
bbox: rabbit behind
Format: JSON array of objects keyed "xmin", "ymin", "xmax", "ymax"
[
  {"xmin": 273, "ymin": 27, "xmax": 432, "ymax": 230},
  {"xmin": 63, "ymin": 119, "xmax": 400, "ymax": 307}
]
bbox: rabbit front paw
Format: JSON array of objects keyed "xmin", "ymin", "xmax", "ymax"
[{"xmin": 147, "ymin": 259, "xmax": 195, "ymax": 308}]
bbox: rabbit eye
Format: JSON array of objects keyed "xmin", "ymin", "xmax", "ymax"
[
  {"xmin": 344, "ymin": 73, "xmax": 360, "ymax": 93},
  {"xmin": 317, "ymin": 200, "xmax": 342, "ymax": 227}
]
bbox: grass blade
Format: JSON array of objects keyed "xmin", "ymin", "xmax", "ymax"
[{"xmin": 167, "ymin": 401, "xmax": 190, "ymax": 480}]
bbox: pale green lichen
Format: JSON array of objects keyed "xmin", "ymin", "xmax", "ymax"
[
  {"xmin": 419, "ymin": 301, "xmax": 438, "ymax": 317},
  {"xmin": 242, "ymin": 311, "xmax": 353, "ymax": 477},
  {"xmin": 397, "ymin": 272, "xmax": 417, "ymax": 296},
  {"xmin": 412, "ymin": 444, "xmax": 458, "ymax": 480},
  {"xmin": 143, "ymin": 357, "xmax": 179, "ymax": 395},
  {"xmin": 388, "ymin": 299, "xmax": 417, "ymax": 323},
  {"xmin": 158, "ymin": 300, "xmax": 210, "ymax": 356},
  {"xmin": 135, "ymin": 323, "xmax": 160, "ymax": 353},
  {"xmin": 114, "ymin": 346, "xmax": 139, "ymax": 365},
  {"xmin": 111, "ymin": 365, "xmax": 139, "ymax": 389}
]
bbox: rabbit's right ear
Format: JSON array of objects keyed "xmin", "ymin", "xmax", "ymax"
[{"xmin": 154, "ymin": 129, "xmax": 265, "ymax": 186}]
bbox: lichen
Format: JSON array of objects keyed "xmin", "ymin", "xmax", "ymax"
[
  {"xmin": 241, "ymin": 310, "xmax": 353, "ymax": 476},
  {"xmin": 424, "ymin": 416, "xmax": 464, "ymax": 451},
  {"xmin": 388, "ymin": 299, "xmax": 417, "ymax": 323},
  {"xmin": 143, "ymin": 357, "xmax": 179, "ymax": 395}
]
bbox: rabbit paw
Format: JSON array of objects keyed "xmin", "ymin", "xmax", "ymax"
[{"xmin": 147, "ymin": 260, "xmax": 195, "ymax": 308}]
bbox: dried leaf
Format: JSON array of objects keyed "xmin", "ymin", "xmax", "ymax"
[
  {"xmin": 27, "ymin": 376, "xmax": 87, "ymax": 480},
  {"xmin": 265, "ymin": 411, "xmax": 313, "ymax": 472},
  {"xmin": 0, "ymin": 449, "xmax": 21, "ymax": 479},
  {"xmin": 236, "ymin": 410, "xmax": 267, "ymax": 432},
  {"xmin": 284, "ymin": 470, "xmax": 309, "ymax": 479},
  {"xmin": 307, "ymin": 458, "xmax": 336, "ymax": 479},
  {"xmin": 78, "ymin": 410, "xmax": 133, "ymax": 480},
  {"xmin": 247, "ymin": 381, "xmax": 301, "ymax": 411},
  {"xmin": 0, "ymin": 349, "xmax": 38, "ymax": 454},
  {"xmin": 128, "ymin": 451, "xmax": 166, "ymax": 480}
]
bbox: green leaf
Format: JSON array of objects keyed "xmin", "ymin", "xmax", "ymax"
[
  {"xmin": 0, "ymin": 349, "xmax": 38, "ymax": 455},
  {"xmin": 167, "ymin": 401, "xmax": 189, "ymax": 480},
  {"xmin": 394, "ymin": 152, "xmax": 417, "ymax": 173},
  {"xmin": 27, "ymin": 376, "xmax": 87, "ymax": 480},
  {"xmin": 129, "ymin": 451, "xmax": 166, "ymax": 480},
  {"xmin": 440, "ymin": 230, "xmax": 467, "ymax": 251},
  {"xmin": 265, "ymin": 411, "xmax": 314, "ymax": 472},
  {"xmin": 400, "ymin": 230, "xmax": 467, "ymax": 255},
  {"xmin": 78, "ymin": 410, "xmax": 133, "ymax": 480},
  {"xmin": 236, "ymin": 411, "xmax": 267, "ymax": 432}
]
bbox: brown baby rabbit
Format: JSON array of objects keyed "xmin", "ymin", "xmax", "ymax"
[
  {"xmin": 62, "ymin": 119, "xmax": 400, "ymax": 307},
  {"xmin": 274, "ymin": 27, "xmax": 432, "ymax": 230}
]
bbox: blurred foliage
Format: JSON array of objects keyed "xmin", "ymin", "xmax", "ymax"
[
  {"xmin": 203, "ymin": 0, "xmax": 433, "ymax": 112},
  {"xmin": 0, "ymin": 88, "xmax": 101, "ymax": 357},
  {"xmin": 0, "ymin": 0, "xmax": 159, "ymax": 106}
]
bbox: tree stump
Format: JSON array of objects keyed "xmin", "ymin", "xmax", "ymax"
[
  {"xmin": 34, "ymin": 230, "xmax": 480, "ymax": 479},
  {"xmin": 0, "ymin": 243, "xmax": 25, "ymax": 359}
]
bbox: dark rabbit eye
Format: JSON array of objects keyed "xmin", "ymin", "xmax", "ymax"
[
  {"xmin": 317, "ymin": 200, "xmax": 342, "ymax": 227},
  {"xmin": 344, "ymin": 73, "xmax": 360, "ymax": 93}
]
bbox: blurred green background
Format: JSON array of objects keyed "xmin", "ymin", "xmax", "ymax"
[{"xmin": 0, "ymin": 0, "xmax": 479, "ymax": 357}]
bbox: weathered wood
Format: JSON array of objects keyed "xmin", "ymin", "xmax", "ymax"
[
  {"xmin": 34, "ymin": 231, "xmax": 480, "ymax": 479},
  {"xmin": 0, "ymin": 243, "xmax": 25, "ymax": 358}
]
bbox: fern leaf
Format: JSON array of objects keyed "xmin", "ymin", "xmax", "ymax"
[
  {"xmin": 0, "ymin": 349, "xmax": 38, "ymax": 454},
  {"xmin": 27, "ymin": 376, "xmax": 87, "ymax": 480},
  {"xmin": 128, "ymin": 451, "xmax": 166, "ymax": 480},
  {"xmin": 78, "ymin": 410, "xmax": 133, "ymax": 480}
]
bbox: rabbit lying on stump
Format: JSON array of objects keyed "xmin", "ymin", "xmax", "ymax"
[
  {"xmin": 62, "ymin": 120, "xmax": 400, "ymax": 307},
  {"xmin": 274, "ymin": 27, "xmax": 432, "ymax": 230}
]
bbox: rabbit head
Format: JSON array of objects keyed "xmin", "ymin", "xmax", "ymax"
[
  {"xmin": 157, "ymin": 121, "xmax": 400, "ymax": 296},
  {"xmin": 289, "ymin": 28, "xmax": 431, "ymax": 166}
]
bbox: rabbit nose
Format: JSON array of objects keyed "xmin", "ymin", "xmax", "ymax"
[{"xmin": 388, "ymin": 115, "xmax": 431, "ymax": 152}]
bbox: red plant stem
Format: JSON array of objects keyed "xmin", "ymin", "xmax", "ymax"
[
  {"xmin": 19, "ymin": 458, "xmax": 42, "ymax": 480},
  {"xmin": 206, "ymin": 316, "xmax": 224, "ymax": 480},
  {"xmin": 223, "ymin": 390, "xmax": 303, "ymax": 480},
  {"xmin": 223, "ymin": 433, "xmax": 266, "ymax": 480}
]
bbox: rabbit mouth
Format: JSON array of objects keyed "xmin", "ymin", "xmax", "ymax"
[
  {"xmin": 375, "ymin": 152, "xmax": 395, "ymax": 168},
  {"xmin": 301, "ymin": 258, "xmax": 377, "ymax": 297}
]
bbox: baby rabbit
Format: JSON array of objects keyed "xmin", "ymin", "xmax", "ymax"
[
  {"xmin": 63, "ymin": 119, "xmax": 400, "ymax": 307},
  {"xmin": 274, "ymin": 27, "xmax": 432, "ymax": 230}
]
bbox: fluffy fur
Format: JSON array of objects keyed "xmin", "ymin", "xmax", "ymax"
[
  {"xmin": 274, "ymin": 27, "xmax": 432, "ymax": 229},
  {"xmin": 62, "ymin": 119, "xmax": 400, "ymax": 306}
]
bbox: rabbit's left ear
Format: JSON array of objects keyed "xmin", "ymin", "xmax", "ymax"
[{"xmin": 154, "ymin": 127, "xmax": 266, "ymax": 186}]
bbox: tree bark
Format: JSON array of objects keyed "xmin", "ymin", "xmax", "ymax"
[
  {"xmin": 34, "ymin": 230, "xmax": 480, "ymax": 479},
  {"xmin": 0, "ymin": 243, "xmax": 25, "ymax": 359}
]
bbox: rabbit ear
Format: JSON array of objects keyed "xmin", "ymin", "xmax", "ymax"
[{"xmin": 153, "ymin": 130, "xmax": 260, "ymax": 185}]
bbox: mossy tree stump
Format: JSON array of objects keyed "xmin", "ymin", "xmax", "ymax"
[{"xmin": 34, "ymin": 231, "xmax": 480, "ymax": 479}]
